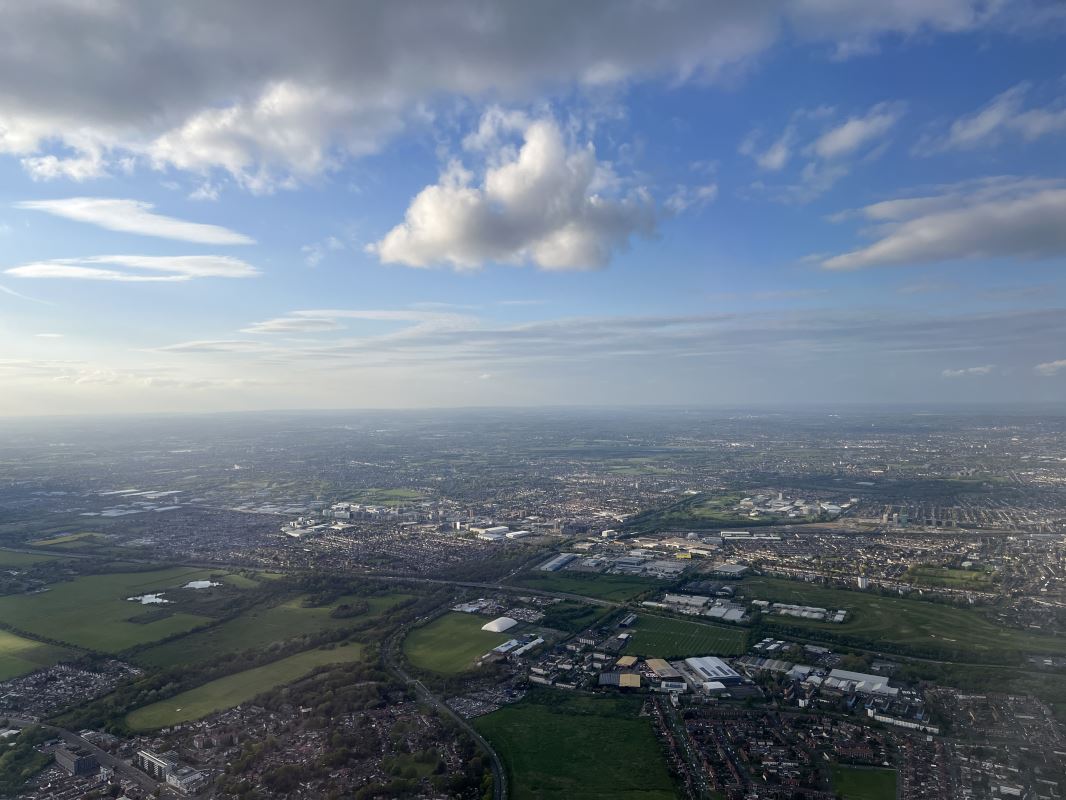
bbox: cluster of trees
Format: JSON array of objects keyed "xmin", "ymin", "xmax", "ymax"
[{"xmin": 0, "ymin": 726, "xmax": 51, "ymax": 795}]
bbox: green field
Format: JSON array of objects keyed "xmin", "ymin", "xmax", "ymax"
[
  {"xmin": 627, "ymin": 614, "xmax": 747, "ymax": 658},
  {"xmin": 906, "ymin": 565, "xmax": 996, "ymax": 589},
  {"xmin": 126, "ymin": 642, "xmax": 364, "ymax": 730},
  {"xmin": 475, "ymin": 693, "xmax": 676, "ymax": 800},
  {"xmin": 513, "ymin": 571, "xmax": 664, "ymax": 602},
  {"xmin": 343, "ymin": 488, "xmax": 425, "ymax": 506},
  {"xmin": 626, "ymin": 491, "xmax": 786, "ymax": 531},
  {"xmin": 404, "ymin": 612, "xmax": 513, "ymax": 674},
  {"xmin": 29, "ymin": 531, "xmax": 104, "ymax": 548},
  {"xmin": 0, "ymin": 567, "xmax": 219, "ymax": 652},
  {"xmin": 0, "ymin": 550, "xmax": 62, "ymax": 567},
  {"xmin": 137, "ymin": 592, "xmax": 411, "ymax": 668},
  {"xmin": 744, "ymin": 577, "xmax": 1066, "ymax": 659},
  {"xmin": 831, "ymin": 765, "xmax": 897, "ymax": 800},
  {"xmin": 0, "ymin": 629, "xmax": 75, "ymax": 680}
]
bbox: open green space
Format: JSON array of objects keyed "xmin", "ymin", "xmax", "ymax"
[
  {"xmin": 474, "ymin": 692, "xmax": 676, "ymax": 800},
  {"xmin": 0, "ymin": 550, "xmax": 63, "ymax": 567},
  {"xmin": 512, "ymin": 571, "xmax": 664, "ymax": 602},
  {"xmin": 831, "ymin": 765, "xmax": 897, "ymax": 800},
  {"xmin": 539, "ymin": 600, "xmax": 610, "ymax": 632},
  {"xmin": 403, "ymin": 612, "xmax": 513, "ymax": 674},
  {"xmin": 343, "ymin": 488, "xmax": 425, "ymax": 506},
  {"xmin": 29, "ymin": 531, "xmax": 105, "ymax": 548},
  {"xmin": 744, "ymin": 577, "xmax": 1066, "ymax": 659},
  {"xmin": 906, "ymin": 565, "xmax": 996, "ymax": 589},
  {"xmin": 0, "ymin": 567, "xmax": 219, "ymax": 652},
  {"xmin": 126, "ymin": 642, "xmax": 364, "ymax": 730},
  {"xmin": 628, "ymin": 614, "xmax": 747, "ymax": 658},
  {"xmin": 137, "ymin": 592, "xmax": 411, "ymax": 668},
  {"xmin": 0, "ymin": 629, "xmax": 75, "ymax": 681},
  {"xmin": 626, "ymin": 491, "xmax": 787, "ymax": 531}
]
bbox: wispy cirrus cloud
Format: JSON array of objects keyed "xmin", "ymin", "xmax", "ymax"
[
  {"xmin": 942, "ymin": 364, "xmax": 995, "ymax": 377},
  {"xmin": 240, "ymin": 308, "xmax": 474, "ymax": 335},
  {"xmin": 1034, "ymin": 359, "xmax": 1066, "ymax": 376},
  {"xmin": 915, "ymin": 82, "xmax": 1066, "ymax": 154},
  {"xmin": 14, "ymin": 198, "xmax": 254, "ymax": 244},
  {"xmin": 822, "ymin": 177, "xmax": 1066, "ymax": 270},
  {"xmin": 740, "ymin": 102, "xmax": 903, "ymax": 203},
  {"xmin": 6, "ymin": 254, "xmax": 259, "ymax": 282}
]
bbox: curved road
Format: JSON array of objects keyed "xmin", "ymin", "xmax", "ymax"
[{"xmin": 382, "ymin": 626, "xmax": 507, "ymax": 800}]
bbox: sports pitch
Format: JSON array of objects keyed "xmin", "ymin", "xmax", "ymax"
[
  {"xmin": 475, "ymin": 693, "xmax": 675, "ymax": 800},
  {"xmin": 744, "ymin": 576, "xmax": 1066, "ymax": 658},
  {"xmin": 627, "ymin": 614, "xmax": 747, "ymax": 658},
  {"xmin": 403, "ymin": 612, "xmax": 513, "ymax": 674}
]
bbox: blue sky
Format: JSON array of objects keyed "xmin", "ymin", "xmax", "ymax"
[{"xmin": 1, "ymin": 1, "xmax": 1065, "ymax": 414}]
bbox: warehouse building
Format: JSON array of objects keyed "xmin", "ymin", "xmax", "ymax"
[
  {"xmin": 682, "ymin": 656, "xmax": 745, "ymax": 688},
  {"xmin": 598, "ymin": 671, "xmax": 641, "ymax": 688}
]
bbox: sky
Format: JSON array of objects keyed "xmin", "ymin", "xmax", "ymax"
[{"xmin": 1, "ymin": 0, "xmax": 1066, "ymax": 415}]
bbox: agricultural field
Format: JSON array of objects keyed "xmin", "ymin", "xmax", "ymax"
[
  {"xmin": 126, "ymin": 642, "xmax": 364, "ymax": 730},
  {"xmin": 136, "ymin": 592, "xmax": 411, "ymax": 668},
  {"xmin": 0, "ymin": 549, "xmax": 63, "ymax": 567},
  {"xmin": 474, "ymin": 693, "xmax": 676, "ymax": 800},
  {"xmin": 831, "ymin": 765, "xmax": 897, "ymax": 800},
  {"xmin": 512, "ymin": 571, "xmax": 664, "ymax": 602},
  {"xmin": 0, "ymin": 567, "xmax": 225, "ymax": 652},
  {"xmin": 627, "ymin": 614, "xmax": 747, "ymax": 658},
  {"xmin": 403, "ymin": 612, "xmax": 513, "ymax": 674},
  {"xmin": 0, "ymin": 629, "xmax": 75, "ymax": 681},
  {"xmin": 743, "ymin": 577, "xmax": 1066, "ymax": 659}
]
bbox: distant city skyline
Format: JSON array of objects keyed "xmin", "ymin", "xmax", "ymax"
[{"xmin": 1, "ymin": 2, "xmax": 1065, "ymax": 415}]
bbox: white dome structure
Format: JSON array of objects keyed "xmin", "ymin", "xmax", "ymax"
[{"xmin": 481, "ymin": 616, "xmax": 518, "ymax": 633}]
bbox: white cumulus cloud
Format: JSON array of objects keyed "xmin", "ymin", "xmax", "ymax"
[
  {"xmin": 0, "ymin": 1, "xmax": 1013, "ymax": 188},
  {"xmin": 369, "ymin": 116, "xmax": 654, "ymax": 271}
]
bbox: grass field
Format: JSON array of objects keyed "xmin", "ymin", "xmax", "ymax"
[
  {"xmin": 403, "ymin": 612, "xmax": 513, "ymax": 674},
  {"xmin": 126, "ymin": 642, "xmax": 364, "ymax": 730},
  {"xmin": 831, "ymin": 765, "xmax": 897, "ymax": 800},
  {"xmin": 906, "ymin": 565, "xmax": 996, "ymax": 589},
  {"xmin": 627, "ymin": 614, "xmax": 747, "ymax": 658},
  {"xmin": 626, "ymin": 491, "xmax": 784, "ymax": 531},
  {"xmin": 0, "ymin": 567, "xmax": 219, "ymax": 652},
  {"xmin": 0, "ymin": 550, "xmax": 62, "ymax": 566},
  {"xmin": 29, "ymin": 531, "xmax": 104, "ymax": 548},
  {"xmin": 136, "ymin": 592, "xmax": 411, "ymax": 668},
  {"xmin": 744, "ymin": 577, "xmax": 1066, "ymax": 658},
  {"xmin": 0, "ymin": 629, "xmax": 75, "ymax": 681},
  {"xmin": 474, "ymin": 693, "xmax": 676, "ymax": 800},
  {"xmin": 343, "ymin": 488, "xmax": 425, "ymax": 506},
  {"xmin": 512, "ymin": 571, "xmax": 664, "ymax": 602}
]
